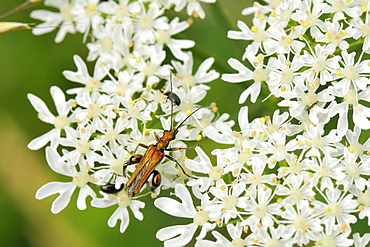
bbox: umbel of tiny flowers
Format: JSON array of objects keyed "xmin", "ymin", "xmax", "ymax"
[
  {"xmin": 155, "ymin": 0, "xmax": 370, "ymax": 245},
  {"xmin": 27, "ymin": 0, "xmax": 227, "ymax": 238},
  {"xmin": 25, "ymin": 0, "xmax": 370, "ymax": 246}
]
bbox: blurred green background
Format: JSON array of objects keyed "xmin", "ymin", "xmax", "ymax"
[{"xmin": 0, "ymin": 1, "xmax": 256, "ymax": 246}]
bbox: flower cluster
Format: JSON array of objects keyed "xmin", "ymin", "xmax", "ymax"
[
  {"xmin": 153, "ymin": 0, "xmax": 370, "ymax": 246},
  {"xmin": 27, "ymin": 0, "xmax": 370, "ymax": 245},
  {"xmin": 27, "ymin": 0, "xmax": 222, "ymax": 235}
]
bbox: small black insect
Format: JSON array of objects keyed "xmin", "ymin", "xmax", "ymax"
[{"xmin": 165, "ymin": 91, "xmax": 181, "ymax": 106}]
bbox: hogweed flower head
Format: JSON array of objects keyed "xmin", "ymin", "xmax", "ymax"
[
  {"xmin": 25, "ymin": 0, "xmax": 370, "ymax": 245},
  {"xmin": 27, "ymin": 0, "xmax": 222, "ymax": 237}
]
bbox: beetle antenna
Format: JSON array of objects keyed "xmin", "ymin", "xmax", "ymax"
[
  {"xmin": 175, "ymin": 97, "xmax": 219, "ymax": 131},
  {"xmin": 169, "ymin": 71, "xmax": 174, "ymax": 129}
]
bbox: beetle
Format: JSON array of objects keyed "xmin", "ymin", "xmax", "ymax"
[{"xmin": 100, "ymin": 72, "xmax": 217, "ymax": 197}]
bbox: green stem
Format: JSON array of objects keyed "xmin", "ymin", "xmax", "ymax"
[
  {"xmin": 0, "ymin": 1, "xmax": 39, "ymax": 20},
  {"xmin": 344, "ymin": 38, "xmax": 365, "ymax": 54}
]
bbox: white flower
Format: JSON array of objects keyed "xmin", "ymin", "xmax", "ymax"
[
  {"xmin": 278, "ymin": 87, "xmax": 333, "ymax": 126},
  {"xmin": 155, "ymin": 184, "xmax": 215, "ymax": 247},
  {"xmin": 353, "ymin": 233, "xmax": 370, "ymax": 247},
  {"xmin": 263, "ymin": 24, "xmax": 305, "ymax": 55},
  {"xmin": 312, "ymin": 224, "xmax": 353, "ymax": 247},
  {"xmin": 71, "ymin": 0, "xmax": 105, "ymax": 41},
  {"xmin": 265, "ymin": 53, "xmax": 305, "ymax": 99},
  {"xmin": 294, "ymin": 124, "xmax": 343, "ymax": 158},
  {"xmin": 349, "ymin": 15, "xmax": 370, "ymax": 53},
  {"xmin": 86, "ymin": 23, "xmax": 116, "ymax": 62},
  {"xmin": 338, "ymin": 151, "xmax": 370, "ymax": 191},
  {"xmin": 202, "ymin": 113, "xmax": 235, "ymax": 144},
  {"xmin": 300, "ymin": 44, "xmax": 340, "ymax": 85},
  {"xmin": 222, "ymin": 55, "xmax": 266, "ymax": 104},
  {"xmin": 63, "ymin": 55, "xmax": 106, "ymax": 94},
  {"xmin": 72, "ymin": 90, "xmax": 114, "ymax": 126},
  {"xmin": 132, "ymin": 3, "xmax": 168, "ymax": 44},
  {"xmin": 98, "ymin": 0, "xmax": 132, "ymax": 22},
  {"xmin": 172, "ymin": 52, "xmax": 219, "ymax": 89},
  {"xmin": 327, "ymin": 0, "xmax": 362, "ymax": 19},
  {"xmin": 240, "ymin": 186, "xmax": 277, "ymax": 232},
  {"xmin": 290, "ymin": 0, "xmax": 330, "ymax": 38},
  {"xmin": 227, "ymin": 18, "xmax": 269, "ymax": 56},
  {"xmin": 120, "ymin": 98, "xmax": 154, "ymax": 130},
  {"xmin": 100, "ymin": 69, "xmax": 143, "ymax": 106},
  {"xmin": 344, "ymin": 127, "xmax": 370, "ymax": 155},
  {"xmin": 312, "ymin": 189, "xmax": 358, "ymax": 232},
  {"xmin": 207, "ymin": 179, "xmax": 246, "ymax": 224},
  {"xmin": 132, "ymin": 45, "xmax": 169, "ymax": 86},
  {"xmin": 156, "ymin": 17, "xmax": 195, "ymax": 61},
  {"xmin": 258, "ymin": 132, "xmax": 295, "ymax": 165},
  {"xmin": 185, "ymin": 147, "xmax": 224, "ymax": 198},
  {"xmin": 351, "ymin": 184, "xmax": 370, "ymax": 226},
  {"xmin": 281, "ymin": 200, "xmax": 323, "ymax": 246},
  {"xmin": 91, "ymin": 190, "xmax": 145, "ymax": 233},
  {"xmin": 306, "ymin": 155, "xmax": 345, "ymax": 191},
  {"xmin": 28, "ymin": 86, "xmax": 75, "ymax": 150},
  {"xmin": 334, "ymin": 50, "xmax": 370, "ymax": 92},
  {"xmin": 36, "ymin": 147, "xmax": 96, "ymax": 214},
  {"xmin": 171, "ymin": 86, "xmax": 213, "ymax": 125},
  {"xmin": 30, "ymin": 0, "xmax": 76, "ymax": 43},
  {"xmin": 239, "ymin": 155, "xmax": 277, "ymax": 194},
  {"xmin": 59, "ymin": 125, "xmax": 100, "ymax": 166},
  {"xmin": 276, "ymin": 174, "xmax": 315, "ymax": 206},
  {"xmin": 91, "ymin": 146, "xmax": 131, "ymax": 188},
  {"xmin": 245, "ymin": 225, "xmax": 296, "ymax": 246},
  {"xmin": 315, "ymin": 18, "xmax": 354, "ymax": 51},
  {"xmin": 328, "ymin": 85, "xmax": 370, "ymax": 133}
]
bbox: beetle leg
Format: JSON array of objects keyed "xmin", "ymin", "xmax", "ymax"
[
  {"xmin": 100, "ymin": 183, "xmax": 124, "ymax": 194},
  {"xmin": 146, "ymin": 170, "xmax": 162, "ymax": 192},
  {"xmin": 165, "ymin": 144, "xmax": 200, "ymax": 152},
  {"xmin": 165, "ymin": 154, "xmax": 197, "ymax": 179},
  {"xmin": 153, "ymin": 132, "xmax": 160, "ymax": 142}
]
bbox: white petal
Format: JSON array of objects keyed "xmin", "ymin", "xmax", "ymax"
[
  {"xmin": 185, "ymin": 159, "xmax": 208, "ymax": 173},
  {"xmin": 195, "ymin": 147, "xmax": 211, "ymax": 166},
  {"xmin": 238, "ymin": 106, "xmax": 249, "ymax": 131},
  {"xmin": 51, "ymin": 183, "xmax": 75, "ymax": 214},
  {"xmin": 30, "ymin": 9, "xmax": 60, "ymax": 22},
  {"xmin": 354, "ymin": 108, "xmax": 370, "ymax": 129},
  {"xmin": 108, "ymin": 207, "xmax": 130, "ymax": 233},
  {"xmin": 163, "ymin": 224, "xmax": 197, "ymax": 247},
  {"xmin": 62, "ymin": 55, "xmax": 88, "ymax": 83},
  {"xmin": 36, "ymin": 181, "xmax": 67, "ymax": 199},
  {"xmin": 27, "ymin": 93, "xmax": 55, "ymax": 124},
  {"xmin": 77, "ymin": 186, "xmax": 96, "ymax": 210},
  {"xmin": 130, "ymin": 200, "xmax": 145, "ymax": 221},
  {"xmin": 175, "ymin": 184, "xmax": 195, "ymax": 210},
  {"xmin": 168, "ymin": 39, "xmax": 195, "ymax": 61},
  {"xmin": 91, "ymin": 195, "xmax": 116, "ymax": 208},
  {"xmin": 155, "ymin": 184, "xmax": 196, "ymax": 218},
  {"xmin": 50, "ymin": 86, "xmax": 68, "ymax": 115},
  {"xmin": 156, "ymin": 223, "xmax": 195, "ymax": 241},
  {"xmin": 27, "ymin": 129, "xmax": 55, "ymax": 150},
  {"xmin": 203, "ymin": 125, "xmax": 234, "ymax": 144},
  {"xmin": 46, "ymin": 147, "xmax": 75, "ymax": 176},
  {"xmin": 337, "ymin": 109, "xmax": 348, "ymax": 137},
  {"xmin": 155, "ymin": 197, "xmax": 194, "ymax": 218}
]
